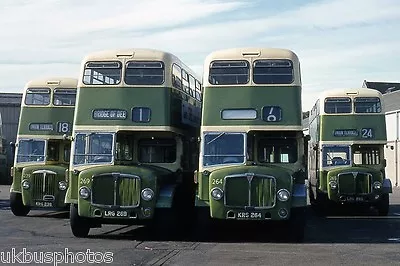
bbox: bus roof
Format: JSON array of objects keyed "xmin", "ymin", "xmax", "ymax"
[
  {"xmin": 204, "ymin": 47, "xmax": 299, "ymax": 64},
  {"xmin": 24, "ymin": 77, "xmax": 78, "ymax": 89},
  {"xmin": 203, "ymin": 47, "xmax": 301, "ymax": 87},
  {"xmin": 79, "ymin": 48, "xmax": 201, "ymax": 84},
  {"xmin": 320, "ymin": 88, "xmax": 383, "ymax": 99}
]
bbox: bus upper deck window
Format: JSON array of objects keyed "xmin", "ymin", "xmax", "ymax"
[
  {"xmin": 83, "ymin": 61, "xmax": 122, "ymax": 85},
  {"xmin": 209, "ymin": 60, "xmax": 249, "ymax": 85},
  {"xmin": 354, "ymin": 97, "xmax": 381, "ymax": 113},
  {"xmin": 324, "ymin": 97, "xmax": 351, "ymax": 114},
  {"xmin": 125, "ymin": 61, "xmax": 164, "ymax": 85},
  {"xmin": 53, "ymin": 88, "xmax": 77, "ymax": 106},
  {"xmin": 253, "ymin": 60, "xmax": 294, "ymax": 84},
  {"xmin": 25, "ymin": 88, "xmax": 51, "ymax": 105}
]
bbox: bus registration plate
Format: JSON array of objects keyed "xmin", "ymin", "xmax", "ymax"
[
  {"xmin": 35, "ymin": 201, "xmax": 53, "ymax": 207},
  {"xmin": 104, "ymin": 210, "xmax": 128, "ymax": 217},
  {"xmin": 237, "ymin": 212, "xmax": 262, "ymax": 220}
]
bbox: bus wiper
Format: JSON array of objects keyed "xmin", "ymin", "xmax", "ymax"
[{"xmin": 206, "ymin": 132, "xmax": 226, "ymax": 145}]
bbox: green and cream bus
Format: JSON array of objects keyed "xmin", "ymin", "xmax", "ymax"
[
  {"xmin": 308, "ymin": 88, "xmax": 392, "ymax": 215},
  {"xmin": 66, "ymin": 49, "xmax": 202, "ymax": 237},
  {"xmin": 195, "ymin": 48, "xmax": 307, "ymax": 241},
  {"xmin": 10, "ymin": 78, "xmax": 77, "ymax": 216}
]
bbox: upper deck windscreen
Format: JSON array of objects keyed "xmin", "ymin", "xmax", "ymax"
[
  {"xmin": 209, "ymin": 61, "xmax": 249, "ymax": 85},
  {"xmin": 53, "ymin": 89, "xmax": 77, "ymax": 106},
  {"xmin": 83, "ymin": 62, "xmax": 122, "ymax": 85},
  {"xmin": 354, "ymin": 97, "xmax": 381, "ymax": 113},
  {"xmin": 253, "ymin": 59, "xmax": 294, "ymax": 84},
  {"xmin": 125, "ymin": 61, "xmax": 164, "ymax": 85},
  {"xmin": 25, "ymin": 88, "xmax": 51, "ymax": 106}
]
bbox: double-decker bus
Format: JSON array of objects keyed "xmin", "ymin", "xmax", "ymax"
[
  {"xmin": 308, "ymin": 88, "xmax": 392, "ymax": 215},
  {"xmin": 10, "ymin": 78, "xmax": 77, "ymax": 216},
  {"xmin": 66, "ymin": 49, "xmax": 202, "ymax": 237},
  {"xmin": 195, "ymin": 48, "xmax": 307, "ymax": 241}
]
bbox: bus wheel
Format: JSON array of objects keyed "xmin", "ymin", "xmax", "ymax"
[
  {"xmin": 376, "ymin": 194, "xmax": 389, "ymax": 216},
  {"xmin": 10, "ymin": 192, "xmax": 30, "ymax": 216},
  {"xmin": 70, "ymin": 204, "xmax": 90, "ymax": 237}
]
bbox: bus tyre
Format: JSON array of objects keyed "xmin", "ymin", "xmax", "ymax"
[
  {"xmin": 376, "ymin": 194, "xmax": 389, "ymax": 216},
  {"xmin": 10, "ymin": 192, "xmax": 30, "ymax": 216},
  {"xmin": 287, "ymin": 207, "xmax": 306, "ymax": 243},
  {"xmin": 70, "ymin": 204, "xmax": 90, "ymax": 237}
]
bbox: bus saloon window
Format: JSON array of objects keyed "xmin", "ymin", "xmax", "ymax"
[
  {"xmin": 88, "ymin": 134, "xmax": 113, "ymax": 163},
  {"xmin": 322, "ymin": 145, "xmax": 350, "ymax": 167},
  {"xmin": 209, "ymin": 60, "xmax": 249, "ymax": 85},
  {"xmin": 25, "ymin": 88, "xmax": 51, "ymax": 105},
  {"xmin": 138, "ymin": 138, "xmax": 176, "ymax": 163},
  {"xmin": 172, "ymin": 64, "xmax": 182, "ymax": 89},
  {"xmin": 203, "ymin": 133, "xmax": 245, "ymax": 166},
  {"xmin": 324, "ymin": 97, "xmax": 351, "ymax": 114},
  {"xmin": 115, "ymin": 134, "xmax": 133, "ymax": 161},
  {"xmin": 83, "ymin": 61, "xmax": 122, "ymax": 85},
  {"xmin": 253, "ymin": 60, "xmax": 294, "ymax": 84},
  {"xmin": 125, "ymin": 61, "xmax": 164, "ymax": 85},
  {"xmin": 16, "ymin": 139, "xmax": 46, "ymax": 163},
  {"xmin": 47, "ymin": 141, "xmax": 59, "ymax": 161},
  {"xmin": 354, "ymin": 97, "xmax": 381, "ymax": 113},
  {"xmin": 257, "ymin": 138, "xmax": 297, "ymax": 163},
  {"xmin": 53, "ymin": 88, "xmax": 77, "ymax": 106},
  {"xmin": 353, "ymin": 145, "xmax": 380, "ymax": 165},
  {"xmin": 64, "ymin": 145, "xmax": 71, "ymax": 162}
]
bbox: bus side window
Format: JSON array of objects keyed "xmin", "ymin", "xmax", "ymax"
[
  {"xmin": 172, "ymin": 64, "xmax": 182, "ymax": 89},
  {"xmin": 47, "ymin": 141, "xmax": 59, "ymax": 161}
]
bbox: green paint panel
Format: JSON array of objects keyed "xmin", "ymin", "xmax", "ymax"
[
  {"xmin": 75, "ymin": 87, "xmax": 201, "ymax": 128},
  {"xmin": 20, "ymin": 164, "xmax": 68, "ymax": 208},
  {"xmin": 202, "ymin": 86, "xmax": 301, "ymax": 126},
  {"xmin": 321, "ymin": 166, "xmax": 383, "ymax": 201},
  {"xmin": 320, "ymin": 115, "xmax": 386, "ymax": 141},
  {"xmin": 18, "ymin": 107, "xmax": 74, "ymax": 136},
  {"xmin": 75, "ymin": 165, "xmax": 174, "ymax": 218},
  {"xmin": 206, "ymin": 165, "xmax": 293, "ymax": 220}
]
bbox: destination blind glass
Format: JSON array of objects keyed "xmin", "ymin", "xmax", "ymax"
[{"xmin": 92, "ymin": 109, "xmax": 127, "ymax": 120}]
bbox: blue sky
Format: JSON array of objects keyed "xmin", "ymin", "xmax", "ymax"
[{"xmin": 0, "ymin": 0, "xmax": 399, "ymax": 111}]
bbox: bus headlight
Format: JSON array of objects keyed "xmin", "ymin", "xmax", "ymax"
[
  {"xmin": 277, "ymin": 189, "xmax": 290, "ymax": 202},
  {"xmin": 373, "ymin": 181, "xmax": 382, "ymax": 190},
  {"xmin": 329, "ymin": 181, "xmax": 338, "ymax": 190},
  {"xmin": 141, "ymin": 188, "xmax": 154, "ymax": 201},
  {"xmin": 79, "ymin": 187, "xmax": 91, "ymax": 199},
  {"xmin": 210, "ymin": 187, "xmax": 224, "ymax": 200},
  {"xmin": 22, "ymin": 180, "xmax": 30, "ymax": 190},
  {"xmin": 58, "ymin": 181, "xmax": 67, "ymax": 191}
]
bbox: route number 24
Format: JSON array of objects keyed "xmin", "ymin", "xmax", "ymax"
[{"xmin": 361, "ymin": 128, "xmax": 373, "ymax": 139}]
